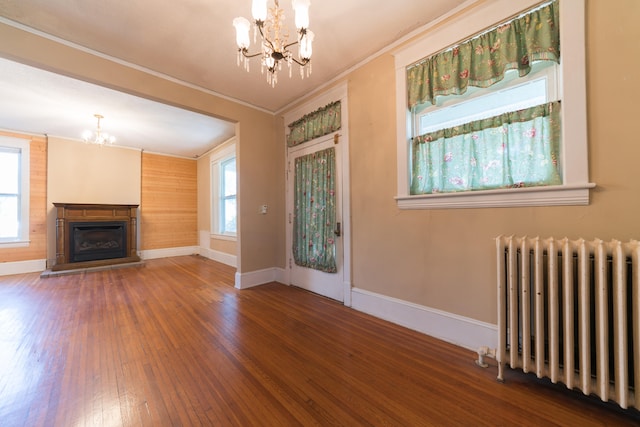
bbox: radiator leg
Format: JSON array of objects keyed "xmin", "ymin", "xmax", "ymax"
[
  {"xmin": 497, "ymin": 361, "xmax": 505, "ymax": 383},
  {"xmin": 475, "ymin": 346, "xmax": 496, "ymax": 368},
  {"xmin": 476, "ymin": 354, "xmax": 488, "ymax": 368}
]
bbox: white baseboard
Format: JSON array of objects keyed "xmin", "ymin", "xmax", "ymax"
[
  {"xmin": 139, "ymin": 245, "xmax": 237, "ymax": 267},
  {"xmin": 235, "ymin": 267, "xmax": 286, "ymax": 289},
  {"xmin": 198, "ymin": 247, "xmax": 237, "ymax": 268},
  {"xmin": 274, "ymin": 268, "xmax": 287, "ymax": 285},
  {"xmin": 140, "ymin": 246, "xmax": 199, "ymax": 260},
  {"xmin": 351, "ymin": 287, "xmax": 497, "ymax": 351},
  {"xmin": 343, "ymin": 281, "xmax": 352, "ymax": 307},
  {"xmin": 0, "ymin": 259, "xmax": 47, "ymax": 276}
]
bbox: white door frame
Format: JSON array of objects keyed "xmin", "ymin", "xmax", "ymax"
[{"xmin": 283, "ymin": 83, "xmax": 351, "ymax": 306}]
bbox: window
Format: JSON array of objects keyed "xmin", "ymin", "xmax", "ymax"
[
  {"xmin": 394, "ymin": 0, "xmax": 592, "ymax": 209},
  {"xmin": 219, "ymin": 156, "xmax": 237, "ymax": 234},
  {"xmin": 0, "ymin": 136, "xmax": 30, "ymax": 245},
  {"xmin": 211, "ymin": 140, "xmax": 236, "ymax": 238},
  {"xmin": 415, "ymin": 63, "xmax": 556, "ymax": 136}
]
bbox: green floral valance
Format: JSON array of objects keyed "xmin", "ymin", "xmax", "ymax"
[
  {"xmin": 407, "ymin": 1, "xmax": 559, "ymax": 110},
  {"xmin": 413, "ymin": 101, "xmax": 560, "ymax": 144},
  {"xmin": 411, "ymin": 101, "xmax": 561, "ymax": 195},
  {"xmin": 287, "ymin": 101, "xmax": 341, "ymax": 147}
]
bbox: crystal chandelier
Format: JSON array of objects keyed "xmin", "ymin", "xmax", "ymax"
[
  {"xmin": 233, "ymin": 0, "xmax": 314, "ymax": 87},
  {"xmin": 82, "ymin": 114, "xmax": 115, "ymax": 146}
]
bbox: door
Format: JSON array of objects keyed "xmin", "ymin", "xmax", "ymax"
[{"xmin": 287, "ymin": 134, "xmax": 344, "ymax": 301}]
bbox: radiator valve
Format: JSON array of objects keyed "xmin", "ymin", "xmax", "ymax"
[{"xmin": 475, "ymin": 346, "xmax": 496, "ymax": 368}]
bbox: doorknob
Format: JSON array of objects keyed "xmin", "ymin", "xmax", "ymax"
[{"xmin": 334, "ymin": 222, "xmax": 341, "ymax": 237}]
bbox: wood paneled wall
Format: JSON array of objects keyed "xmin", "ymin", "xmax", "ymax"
[
  {"xmin": 0, "ymin": 132, "xmax": 47, "ymax": 263},
  {"xmin": 140, "ymin": 152, "xmax": 197, "ymax": 250}
]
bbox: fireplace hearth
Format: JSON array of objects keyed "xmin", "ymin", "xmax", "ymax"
[{"xmin": 53, "ymin": 203, "xmax": 140, "ymax": 271}]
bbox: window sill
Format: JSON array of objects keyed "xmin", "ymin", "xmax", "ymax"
[
  {"xmin": 395, "ymin": 183, "xmax": 596, "ymax": 210},
  {"xmin": 210, "ymin": 233, "xmax": 237, "ymax": 242},
  {"xmin": 0, "ymin": 240, "xmax": 30, "ymax": 248}
]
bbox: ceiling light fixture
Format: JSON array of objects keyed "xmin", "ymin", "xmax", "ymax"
[
  {"xmin": 82, "ymin": 114, "xmax": 115, "ymax": 146},
  {"xmin": 233, "ymin": 0, "xmax": 314, "ymax": 87}
]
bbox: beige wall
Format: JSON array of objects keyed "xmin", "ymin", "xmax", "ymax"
[
  {"xmin": 47, "ymin": 137, "xmax": 141, "ymax": 205},
  {"xmin": 237, "ymin": 113, "xmax": 284, "ymax": 271}
]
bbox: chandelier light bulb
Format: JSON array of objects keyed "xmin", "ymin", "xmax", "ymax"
[
  {"xmin": 292, "ymin": 0, "xmax": 310, "ymax": 30},
  {"xmin": 265, "ymin": 55, "xmax": 276, "ymax": 70},
  {"xmin": 251, "ymin": 0, "xmax": 268, "ymax": 22},
  {"xmin": 233, "ymin": 17, "xmax": 251, "ymax": 49},
  {"xmin": 299, "ymin": 30, "xmax": 314, "ymax": 60}
]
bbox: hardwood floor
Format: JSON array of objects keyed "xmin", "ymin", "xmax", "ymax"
[{"xmin": 0, "ymin": 256, "xmax": 638, "ymax": 426}]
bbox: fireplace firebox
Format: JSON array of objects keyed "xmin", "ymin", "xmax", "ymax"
[
  {"xmin": 53, "ymin": 203, "xmax": 140, "ymax": 271},
  {"xmin": 69, "ymin": 221, "xmax": 127, "ymax": 263}
]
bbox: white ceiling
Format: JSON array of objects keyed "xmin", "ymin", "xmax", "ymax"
[
  {"xmin": 0, "ymin": 57, "xmax": 237, "ymax": 158},
  {"xmin": 0, "ymin": 0, "xmax": 467, "ymax": 157}
]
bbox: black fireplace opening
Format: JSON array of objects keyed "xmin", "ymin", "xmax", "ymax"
[{"xmin": 69, "ymin": 221, "xmax": 127, "ymax": 263}]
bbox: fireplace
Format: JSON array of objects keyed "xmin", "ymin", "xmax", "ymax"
[{"xmin": 53, "ymin": 203, "xmax": 140, "ymax": 271}]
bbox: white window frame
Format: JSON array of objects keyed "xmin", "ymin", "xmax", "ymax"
[
  {"xmin": 394, "ymin": 0, "xmax": 594, "ymax": 209},
  {"xmin": 0, "ymin": 136, "xmax": 30, "ymax": 247},
  {"xmin": 210, "ymin": 140, "xmax": 237, "ymax": 240}
]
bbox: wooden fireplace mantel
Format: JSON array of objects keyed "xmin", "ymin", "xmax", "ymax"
[{"xmin": 53, "ymin": 203, "xmax": 141, "ymax": 271}]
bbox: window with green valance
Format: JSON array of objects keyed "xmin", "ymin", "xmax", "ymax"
[
  {"xmin": 287, "ymin": 101, "xmax": 341, "ymax": 147},
  {"xmin": 407, "ymin": 1, "xmax": 559, "ymax": 111},
  {"xmin": 407, "ymin": 0, "xmax": 562, "ymax": 195}
]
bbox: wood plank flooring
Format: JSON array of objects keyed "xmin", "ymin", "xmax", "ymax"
[{"xmin": 0, "ymin": 255, "xmax": 639, "ymax": 426}]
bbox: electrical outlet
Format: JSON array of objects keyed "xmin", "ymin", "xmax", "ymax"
[{"xmin": 260, "ymin": 204, "xmax": 268, "ymax": 214}]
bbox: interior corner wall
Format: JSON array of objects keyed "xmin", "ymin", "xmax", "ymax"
[{"xmin": 46, "ymin": 136, "xmax": 141, "ymax": 265}]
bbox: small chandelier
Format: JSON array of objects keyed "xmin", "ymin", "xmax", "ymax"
[
  {"xmin": 82, "ymin": 114, "xmax": 115, "ymax": 146},
  {"xmin": 233, "ymin": 0, "xmax": 314, "ymax": 87}
]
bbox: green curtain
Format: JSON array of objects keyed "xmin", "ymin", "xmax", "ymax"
[
  {"xmin": 411, "ymin": 101, "xmax": 561, "ymax": 194},
  {"xmin": 287, "ymin": 101, "xmax": 341, "ymax": 147},
  {"xmin": 407, "ymin": 1, "xmax": 559, "ymax": 110},
  {"xmin": 293, "ymin": 147, "xmax": 337, "ymax": 273}
]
